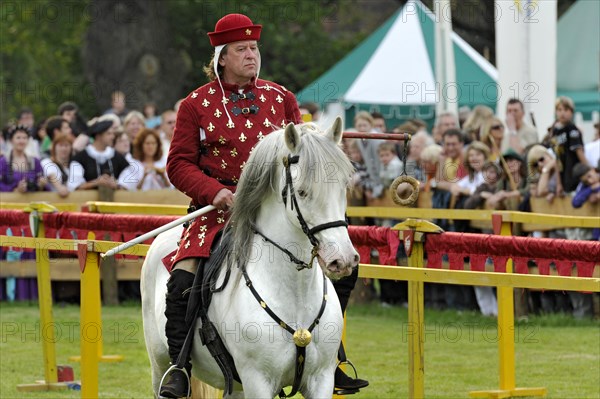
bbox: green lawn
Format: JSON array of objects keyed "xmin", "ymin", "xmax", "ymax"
[{"xmin": 0, "ymin": 302, "xmax": 598, "ymax": 398}]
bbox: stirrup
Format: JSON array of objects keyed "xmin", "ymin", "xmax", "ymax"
[
  {"xmin": 333, "ymin": 360, "xmax": 362, "ymax": 395},
  {"xmin": 158, "ymin": 364, "xmax": 192, "ymax": 399}
]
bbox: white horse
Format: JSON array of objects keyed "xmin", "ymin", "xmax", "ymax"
[{"xmin": 141, "ymin": 118, "xmax": 359, "ymax": 398}]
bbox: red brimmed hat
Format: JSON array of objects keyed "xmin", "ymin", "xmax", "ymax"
[{"xmin": 208, "ymin": 13, "xmax": 262, "ymax": 47}]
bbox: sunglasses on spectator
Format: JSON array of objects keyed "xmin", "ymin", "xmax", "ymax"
[
  {"xmin": 491, "ymin": 124, "xmax": 504, "ymax": 130},
  {"xmin": 536, "ymin": 157, "xmax": 545, "ymax": 166}
]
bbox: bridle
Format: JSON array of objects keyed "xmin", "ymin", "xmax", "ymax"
[{"xmin": 252, "ymin": 154, "xmax": 348, "ymax": 270}]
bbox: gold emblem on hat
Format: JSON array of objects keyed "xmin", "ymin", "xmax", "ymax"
[
  {"xmin": 293, "ymin": 329, "xmax": 312, "ymax": 347},
  {"xmin": 246, "ymin": 29, "xmax": 252, "ymax": 35}
]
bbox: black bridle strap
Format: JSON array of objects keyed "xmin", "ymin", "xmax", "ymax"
[
  {"xmin": 241, "ymin": 264, "xmax": 328, "ymax": 398},
  {"xmin": 309, "ymin": 220, "xmax": 348, "ymax": 236},
  {"xmin": 252, "ymin": 224, "xmax": 311, "ymax": 270}
]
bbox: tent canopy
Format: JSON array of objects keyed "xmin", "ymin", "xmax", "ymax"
[
  {"xmin": 557, "ymin": 0, "xmax": 599, "ymax": 117},
  {"xmin": 296, "ymin": 0, "xmax": 498, "ymax": 126}
]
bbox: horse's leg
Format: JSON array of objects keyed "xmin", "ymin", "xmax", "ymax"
[
  {"xmin": 303, "ymin": 373, "xmax": 335, "ymax": 399},
  {"xmin": 233, "ymin": 370, "xmax": 276, "ymax": 398}
]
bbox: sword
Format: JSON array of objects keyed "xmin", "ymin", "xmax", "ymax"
[{"xmin": 100, "ymin": 204, "xmax": 217, "ymax": 258}]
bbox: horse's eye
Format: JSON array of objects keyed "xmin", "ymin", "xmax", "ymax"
[{"xmin": 297, "ymin": 190, "xmax": 307, "ymax": 198}]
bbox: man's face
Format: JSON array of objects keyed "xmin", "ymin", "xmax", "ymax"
[
  {"xmin": 62, "ymin": 110, "xmax": 76, "ymax": 123},
  {"xmin": 442, "ymin": 135, "xmax": 462, "ymax": 159},
  {"xmin": 161, "ymin": 112, "xmax": 177, "ymax": 138},
  {"xmin": 506, "ymin": 102, "xmax": 524, "ymax": 122},
  {"xmin": 220, "ymin": 41, "xmax": 260, "ymax": 84},
  {"xmin": 60, "ymin": 121, "xmax": 73, "ymax": 137}
]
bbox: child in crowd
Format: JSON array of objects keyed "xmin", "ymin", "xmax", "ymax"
[
  {"xmin": 543, "ymin": 96, "xmax": 589, "ymax": 193},
  {"xmin": 378, "ymin": 142, "xmax": 403, "ymax": 188},
  {"xmin": 571, "ymin": 163, "xmax": 600, "ymax": 241}
]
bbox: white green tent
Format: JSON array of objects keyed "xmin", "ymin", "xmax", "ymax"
[
  {"xmin": 296, "ymin": 0, "xmax": 498, "ymax": 127},
  {"xmin": 557, "ymin": 0, "xmax": 600, "ymax": 118}
]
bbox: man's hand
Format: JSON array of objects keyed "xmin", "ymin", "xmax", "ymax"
[{"xmin": 213, "ymin": 188, "xmax": 234, "ymax": 211}]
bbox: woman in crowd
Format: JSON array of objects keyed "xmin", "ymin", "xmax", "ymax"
[
  {"xmin": 480, "ymin": 117, "xmax": 505, "ymax": 162},
  {"xmin": 41, "ymin": 133, "xmax": 74, "ymax": 197},
  {"xmin": 123, "ymin": 111, "xmax": 146, "ymax": 143},
  {"xmin": 0, "ymin": 126, "xmax": 48, "ymax": 193},
  {"xmin": 131, "ymin": 128, "xmax": 171, "ymax": 191}
]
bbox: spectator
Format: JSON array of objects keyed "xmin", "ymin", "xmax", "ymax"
[
  {"xmin": 405, "ymin": 131, "xmax": 434, "ymax": 183},
  {"xmin": 544, "ymin": 96, "xmax": 589, "ymax": 193},
  {"xmin": 572, "ymin": 163, "xmax": 600, "ymax": 241},
  {"xmin": 104, "ymin": 90, "xmax": 129, "ymax": 119},
  {"xmin": 353, "ymin": 111, "xmax": 384, "ymax": 198},
  {"xmin": 378, "ymin": 142, "xmax": 403, "ymax": 188},
  {"xmin": 419, "ymin": 143, "xmax": 443, "ymax": 193},
  {"xmin": 42, "ymin": 116, "xmax": 73, "ymax": 158},
  {"xmin": 527, "ymin": 144, "xmax": 560, "ymax": 202},
  {"xmin": 432, "ymin": 111, "xmax": 458, "ymax": 145},
  {"xmin": 434, "ymin": 128, "xmax": 467, "ymax": 191},
  {"xmin": 491, "ymin": 149, "xmax": 528, "ymax": 211},
  {"xmin": 462, "ymin": 105, "xmax": 493, "ymax": 143},
  {"xmin": 69, "ymin": 120, "xmax": 137, "ymax": 191},
  {"xmin": 464, "ymin": 161, "xmax": 503, "ymax": 210},
  {"xmin": 451, "ymin": 141, "xmax": 491, "ymax": 206},
  {"xmin": 299, "ymin": 102, "xmax": 321, "ymax": 122},
  {"xmin": 143, "ymin": 102, "xmax": 162, "ymax": 128},
  {"xmin": 41, "ymin": 133, "xmax": 74, "ymax": 197},
  {"xmin": 131, "ymin": 129, "xmax": 171, "ymax": 191},
  {"xmin": 371, "ymin": 111, "xmax": 388, "ymax": 133},
  {"xmin": 0, "ymin": 126, "xmax": 48, "ymax": 193},
  {"xmin": 480, "ymin": 117, "xmax": 505, "ymax": 162},
  {"xmin": 158, "ymin": 110, "xmax": 177, "ymax": 161},
  {"xmin": 502, "ymin": 98, "xmax": 538, "ymax": 154},
  {"xmin": 58, "ymin": 101, "xmax": 88, "ymax": 138},
  {"xmin": 114, "ymin": 130, "xmax": 133, "ymax": 162},
  {"xmin": 123, "ymin": 111, "xmax": 146, "ymax": 143},
  {"xmin": 584, "ymin": 122, "xmax": 599, "ymax": 168},
  {"xmin": 15, "ymin": 107, "xmax": 40, "ymax": 158}
]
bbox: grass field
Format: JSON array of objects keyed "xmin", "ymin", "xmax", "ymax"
[{"xmin": 0, "ymin": 302, "xmax": 598, "ymax": 398}]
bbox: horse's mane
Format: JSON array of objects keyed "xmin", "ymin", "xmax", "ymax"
[{"xmin": 227, "ymin": 122, "xmax": 354, "ymax": 268}]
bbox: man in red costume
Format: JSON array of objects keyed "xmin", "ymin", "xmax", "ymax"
[{"xmin": 161, "ymin": 13, "xmax": 367, "ymax": 397}]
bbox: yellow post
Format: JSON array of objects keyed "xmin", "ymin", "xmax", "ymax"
[
  {"xmin": 17, "ymin": 203, "xmax": 68, "ymax": 392},
  {"xmin": 80, "ymin": 232, "xmax": 100, "ymax": 399},
  {"xmin": 470, "ymin": 214, "xmax": 546, "ymax": 398},
  {"xmin": 395, "ymin": 219, "xmax": 443, "ymax": 399}
]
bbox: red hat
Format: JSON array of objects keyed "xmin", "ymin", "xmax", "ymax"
[{"xmin": 208, "ymin": 13, "xmax": 262, "ymax": 47}]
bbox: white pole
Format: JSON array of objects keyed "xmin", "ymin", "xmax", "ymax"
[
  {"xmin": 100, "ymin": 204, "xmax": 216, "ymax": 258},
  {"xmin": 435, "ymin": 0, "xmax": 458, "ymax": 117}
]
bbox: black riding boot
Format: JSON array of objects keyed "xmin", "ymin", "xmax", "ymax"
[
  {"xmin": 160, "ymin": 269, "xmax": 196, "ymax": 398},
  {"xmin": 332, "ymin": 267, "xmax": 369, "ymax": 391}
]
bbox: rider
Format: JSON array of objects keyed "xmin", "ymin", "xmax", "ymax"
[
  {"xmin": 160, "ymin": 12, "xmax": 368, "ymax": 397},
  {"xmin": 160, "ymin": 13, "xmax": 301, "ymax": 398}
]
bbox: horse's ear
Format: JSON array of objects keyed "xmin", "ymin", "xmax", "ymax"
[
  {"xmin": 284, "ymin": 123, "xmax": 301, "ymax": 152},
  {"xmin": 326, "ymin": 116, "xmax": 343, "ymax": 144}
]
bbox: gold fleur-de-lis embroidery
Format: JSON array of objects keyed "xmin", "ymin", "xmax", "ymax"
[
  {"xmin": 201, "ymin": 216, "xmax": 207, "ymax": 221},
  {"xmin": 200, "ymin": 225, "xmax": 207, "ymax": 232},
  {"xmin": 221, "ymin": 97, "xmax": 229, "ymax": 105},
  {"xmin": 226, "ymin": 120, "xmax": 235, "ymax": 129},
  {"xmin": 240, "ymin": 161, "xmax": 246, "ymax": 170},
  {"xmin": 212, "ymin": 148, "xmax": 220, "ymax": 156},
  {"xmin": 239, "ymin": 133, "xmax": 247, "ymax": 142},
  {"xmin": 199, "ymin": 239, "xmax": 205, "ymax": 247},
  {"xmin": 191, "ymin": 92, "xmax": 198, "ymax": 99},
  {"xmin": 221, "ymin": 159, "xmax": 227, "ymax": 169},
  {"xmin": 219, "ymin": 136, "xmax": 226, "ymax": 144},
  {"xmin": 245, "ymin": 120, "xmax": 253, "ymax": 129},
  {"xmin": 198, "ymin": 232, "xmax": 206, "ymax": 239},
  {"xmin": 245, "ymin": 29, "xmax": 252, "ymax": 35},
  {"xmin": 259, "ymin": 94, "xmax": 266, "ymax": 102},
  {"xmin": 208, "ymin": 88, "xmax": 216, "ymax": 95},
  {"xmin": 217, "ymin": 209, "xmax": 224, "ymax": 214},
  {"xmin": 232, "ymin": 176, "xmax": 238, "ymax": 183},
  {"xmin": 202, "ymin": 99, "xmax": 210, "ymax": 107},
  {"xmin": 264, "ymin": 84, "xmax": 271, "ymax": 91},
  {"xmin": 276, "ymin": 95, "xmax": 283, "ymax": 103},
  {"xmin": 257, "ymin": 131, "xmax": 264, "ymax": 140},
  {"xmin": 214, "ymin": 109, "xmax": 222, "ymax": 118},
  {"xmin": 271, "ymin": 106, "xmax": 276, "ymax": 114},
  {"xmin": 230, "ymin": 148, "xmax": 238, "ymax": 157},
  {"xmin": 170, "ymin": 255, "xmax": 176, "ymax": 261},
  {"xmin": 263, "ymin": 118, "xmax": 271, "ymax": 127},
  {"xmin": 207, "ymin": 122, "xmax": 215, "ymax": 132},
  {"xmin": 184, "ymin": 241, "xmax": 190, "ymax": 249},
  {"xmin": 281, "ymin": 120, "xmax": 287, "ymax": 128},
  {"xmin": 217, "ymin": 217, "xmax": 225, "ymax": 224}
]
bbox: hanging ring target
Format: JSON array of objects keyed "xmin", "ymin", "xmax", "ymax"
[{"xmin": 390, "ymin": 175, "xmax": 420, "ymax": 206}]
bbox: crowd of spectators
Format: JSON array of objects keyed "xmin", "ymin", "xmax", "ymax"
[
  {"xmin": 1, "ymin": 91, "xmax": 176, "ymax": 198},
  {"xmin": 336, "ymin": 97, "xmax": 599, "ymax": 318}
]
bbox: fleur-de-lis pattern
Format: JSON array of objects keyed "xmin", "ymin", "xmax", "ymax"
[{"xmin": 165, "ymin": 79, "xmax": 301, "ymax": 265}]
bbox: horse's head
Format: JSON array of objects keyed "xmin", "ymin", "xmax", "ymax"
[{"xmin": 278, "ymin": 117, "xmax": 359, "ymax": 279}]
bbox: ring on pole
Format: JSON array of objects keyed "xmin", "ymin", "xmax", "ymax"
[{"xmin": 391, "ymin": 175, "xmax": 420, "ymax": 206}]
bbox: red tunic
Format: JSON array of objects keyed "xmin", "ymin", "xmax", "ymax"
[{"xmin": 164, "ymin": 78, "xmax": 301, "ymax": 268}]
